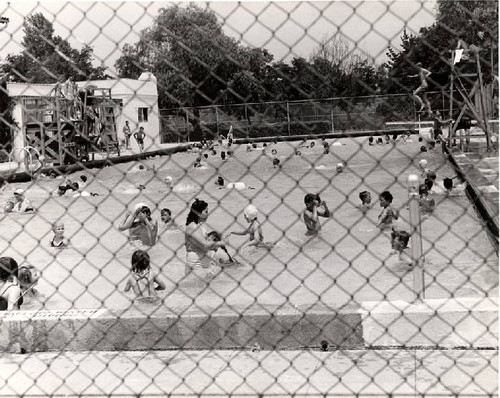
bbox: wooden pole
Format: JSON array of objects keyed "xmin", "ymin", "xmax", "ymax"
[{"xmin": 475, "ymin": 51, "xmax": 491, "ymax": 150}]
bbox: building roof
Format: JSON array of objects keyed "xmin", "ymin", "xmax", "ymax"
[{"xmin": 7, "ymin": 76, "xmax": 157, "ymax": 99}]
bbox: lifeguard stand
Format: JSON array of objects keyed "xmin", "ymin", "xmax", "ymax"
[
  {"xmin": 448, "ymin": 45, "xmax": 496, "ymax": 151},
  {"xmin": 23, "ymin": 84, "xmax": 120, "ymax": 165},
  {"xmin": 82, "ymin": 87, "xmax": 120, "ymax": 157}
]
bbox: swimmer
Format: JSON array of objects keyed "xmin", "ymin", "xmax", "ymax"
[
  {"xmin": 390, "ymin": 229, "xmax": 412, "ymax": 266},
  {"xmin": 18, "ymin": 265, "xmax": 40, "ymax": 297},
  {"xmin": 418, "ymin": 159, "xmax": 429, "ymax": 179},
  {"xmin": 368, "ymin": 137, "xmax": 375, "ymax": 146},
  {"xmin": 419, "ymin": 184, "xmax": 436, "ymax": 213},
  {"xmin": 376, "ymin": 191, "xmax": 399, "ymax": 230},
  {"xmin": 119, "ymin": 203, "xmax": 158, "ymax": 247},
  {"xmin": 194, "ymin": 156, "xmax": 202, "ymax": 168},
  {"xmin": 50, "ymin": 222, "xmax": 69, "ymax": 248},
  {"xmin": 79, "ymin": 175, "xmax": 88, "ymax": 189},
  {"xmin": 358, "ymin": 191, "xmax": 372, "ymax": 212},
  {"xmin": 164, "ymin": 176, "xmax": 173, "ymax": 190},
  {"xmin": 207, "ymin": 231, "xmax": 237, "ymax": 264},
  {"xmin": 225, "ymin": 204, "xmax": 274, "ymax": 250},
  {"xmin": 303, "ymin": 193, "xmax": 330, "ymax": 236},
  {"xmin": 273, "ymin": 158, "xmax": 280, "ymax": 168},
  {"xmin": 215, "ymin": 176, "xmax": 225, "ymax": 187},
  {"xmin": 123, "ymin": 250, "xmax": 166, "ymax": 299},
  {"xmin": 336, "ymin": 163, "xmax": 344, "ymax": 173},
  {"xmin": 9, "ymin": 189, "xmax": 34, "ymax": 213},
  {"xmin": 3, "ymin": 200, "xmax": 14, "ymax": 213},
  {"xmin": 246, "ymin": 143, "xmax": 252, "ymax": 152},
  {"xmin": 271, "ymin": 149, "xmax": 277, "ymax": 155},
  {"xmin": 160, "ymin": 208, "xmax": 178, "ymax": 230}
]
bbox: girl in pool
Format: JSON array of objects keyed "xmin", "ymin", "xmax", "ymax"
[
  {"xmin": 124, "ymin": 250, "xmax": 166, "ymax": 298},
  {"xmin": 119, "ymin": 203, "xmax": 158, "ymax": 247},
  {"xmin": 225, "ymin": 204, "xmax": 274, "ymax": 249},
  {"xmin": 376, "ymin": 191, "xmax": 399, "ymax": 230},
  {"xmin": 50, "ymin": 222, "xmax": 69, "ymax": 248},
  {"xmin": 184, "ymin": 199, "xmax": 226, "ymax": 276},
  {"xmin": 0, "ymin": 257, "xmax": 22, "ymax": 311}
]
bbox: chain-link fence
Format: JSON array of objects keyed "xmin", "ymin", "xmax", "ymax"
[{"xmin": 0, "ymin": 1, "xmax": 497, "ymax": 397}]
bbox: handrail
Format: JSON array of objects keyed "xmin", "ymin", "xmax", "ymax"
[{"xmin": 8, "ymin": 146, "xmax": 41, "ymax": 175}]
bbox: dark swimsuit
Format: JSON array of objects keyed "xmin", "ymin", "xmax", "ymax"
[{"xmin": 0, "ymin": 282, "xmax": 23, "ymax": 310}]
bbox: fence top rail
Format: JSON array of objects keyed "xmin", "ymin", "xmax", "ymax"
[{"xmin": 160, "ymin": 92, "xmax": 436, "ymax": 113}]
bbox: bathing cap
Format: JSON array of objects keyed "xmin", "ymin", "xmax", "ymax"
[
  {"xmin": 165, "ymin": 176, "xmax": 173, "ymax": 184},
  {"xmin": 244, "ymin": 204, "xmax": 258, "ymax": 220},
  {"xmin": 14, "ymin": 188, "xmax": 24, "ymax": 195},
  {"xmin": 419, "ymin": 159, "xmax": 428, "ymax": 168},
  {"xmin": 134, "ymin": 202, "xmax": 149, "ymax": 212}
]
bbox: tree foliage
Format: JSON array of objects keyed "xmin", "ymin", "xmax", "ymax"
[
  {"xmin": 2, "ymin": 13, "xmax": 106, "ymax": 83},
  {"xmin": 383, "ymin": 0, "xmax": 498, "ymax": 96},
  {"xmin": 115, "ymin": 4, "xmax": 273, "ymax": 109}
]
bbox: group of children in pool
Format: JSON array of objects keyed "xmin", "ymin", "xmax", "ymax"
[{"xmin": 0, "ymin": 134, "xmax": 464, "ymax": 307}]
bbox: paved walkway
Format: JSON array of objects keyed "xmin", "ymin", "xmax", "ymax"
[{"xmin": 0, "ymin": 349, "xmax": 496, "ymax": 397}]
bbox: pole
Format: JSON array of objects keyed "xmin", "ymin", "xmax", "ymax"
[
  {"xmin": 475, "ymin": 51, "xmax": 491, "ymax": 150},
  {"xmin": 331, "ymin": 104, "xmax": 335, "ymax": 134},
  {"xmin": 286, "ymin": 102, "xmax": 290, "ymax": 136},
  {"xmin": 407, "ymin": 174, "xmax": 425, "ymax": 301},
  {"xmin": 215, "ymin": 105, "xmax": 219, "ymax": 137}
]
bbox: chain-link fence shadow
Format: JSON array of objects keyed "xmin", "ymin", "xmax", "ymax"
[{"xmin": 0, "ymin": 1, "xmax": 497, "ymax": 397}]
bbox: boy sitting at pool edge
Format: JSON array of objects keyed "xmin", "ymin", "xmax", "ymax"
[{"xmin": 303, "ymin": 193, "xmax": 330, "ymax": 235}]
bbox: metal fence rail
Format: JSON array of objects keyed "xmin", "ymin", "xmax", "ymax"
[{"xmin": 0, "ymin": 1, "xmax": 497, "ymax": 397}]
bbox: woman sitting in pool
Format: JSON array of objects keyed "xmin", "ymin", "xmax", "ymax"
[
  {"xmin": 119, "ymin": 203, "xmax": 158, "ymax": 247},
  {"xmin": 184, "ymin": 199, "xmax": 226, "ymax": 276}
]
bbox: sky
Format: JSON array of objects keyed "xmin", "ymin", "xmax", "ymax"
[{"xmin": 0, "ymin": 1, "xmax": 438, "ymax": 77}]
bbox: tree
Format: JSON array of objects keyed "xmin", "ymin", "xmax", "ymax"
[
  {"xmin": 0, "ymin": 77, "xmax": 15, "ymax": 154},
  {"xmin": 2, "ymin": 13, "xmax": 106, "ymax": 83},
  {"xmin": 115, "ymin": 4, "xmax": 273, "ymax": 109}
]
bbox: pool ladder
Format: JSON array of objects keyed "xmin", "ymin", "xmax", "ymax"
[{"xmin": 8, "ymin": 146, "xmax": 42, "ymax": 176}]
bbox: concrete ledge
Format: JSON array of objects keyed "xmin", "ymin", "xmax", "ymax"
[
  {"xmin": 1, "ymin": 297, "xmax": 496, "ymax": 353},
  {"xmin": 0, "ymin": 304, "xmax": 364, "ymax": 353},
  {"xmin": 359, "ymin": 297, "xmax": 498, "ymax": 348},
  {"xmin": 444, "ymin": 145, "xmax": 499, "ymax": 251}
]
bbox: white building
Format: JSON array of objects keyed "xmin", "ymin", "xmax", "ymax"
[{"xmin": 5, "ymin": 72, "xmax": 159, "ymax": 167}]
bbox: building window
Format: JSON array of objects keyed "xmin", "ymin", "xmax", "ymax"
[{"xmin": 138, "ymin": 107, "xmax": 148, "ymax": 122}]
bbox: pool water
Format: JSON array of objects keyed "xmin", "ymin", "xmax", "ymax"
[{"xmin": 2, "ymin": 137, "xmax": 497, "ymax": 311}]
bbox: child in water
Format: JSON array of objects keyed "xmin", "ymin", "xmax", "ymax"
[
  {"xmin": 419, "ymin": 184, "xmax": 436, "ymax": 214},
  {"xmin": 303, "ymin": 193, "xmax": 331, "ymax": 235},
  {"xmin": 124, "ymin": 250, "xmax": 166, "ymax": 298},
  {"xmin": 376, "ymin": 191, "xmax": 399, "ymax": 230},
  {"xmin": 390, "ymin": 229, "xmax": 412, "ymax": 266},
  {"xmin": 50, "ymin": 222, "xmax": 69, "ymax": 248},
  {"xmin": 358, "ymin": 191, "xmax": 372, "ymax": 212},
  {"xmin": 225, "ymin": 204, "xmax": 274, "ymax": 249}
]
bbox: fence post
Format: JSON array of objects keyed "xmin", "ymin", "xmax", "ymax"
[
  {"xmin": 184, "ymin": 108, "xmax": 189, "ymax": 143},
  {"xmin": 215, "ymin": 105, "xmax": 219, "ymax": 137},
  {"xmin": 407, "ymin": 174, "xmax": 425, "ymax": 301},
  {"xmin": 286, "ymin": 102, "xmax": 290, "ymax": 135},
  {"xmin": 331, "ymin": 105, "xmax": 334, "ymax": 134}
]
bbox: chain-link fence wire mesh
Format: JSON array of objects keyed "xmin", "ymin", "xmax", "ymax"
[{"xmin": 0, "ymin": 1, "xmax": 497, "ymax": 396}]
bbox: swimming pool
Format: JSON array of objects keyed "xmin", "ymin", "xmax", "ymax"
[{"xmin": 2, "ymin": 137, "xmax": 497, "ymax": 312}]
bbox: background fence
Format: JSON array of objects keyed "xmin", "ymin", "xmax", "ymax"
[{"xmin": 0, "ymin": 1, "xmax": 497, "ymax": 397}]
